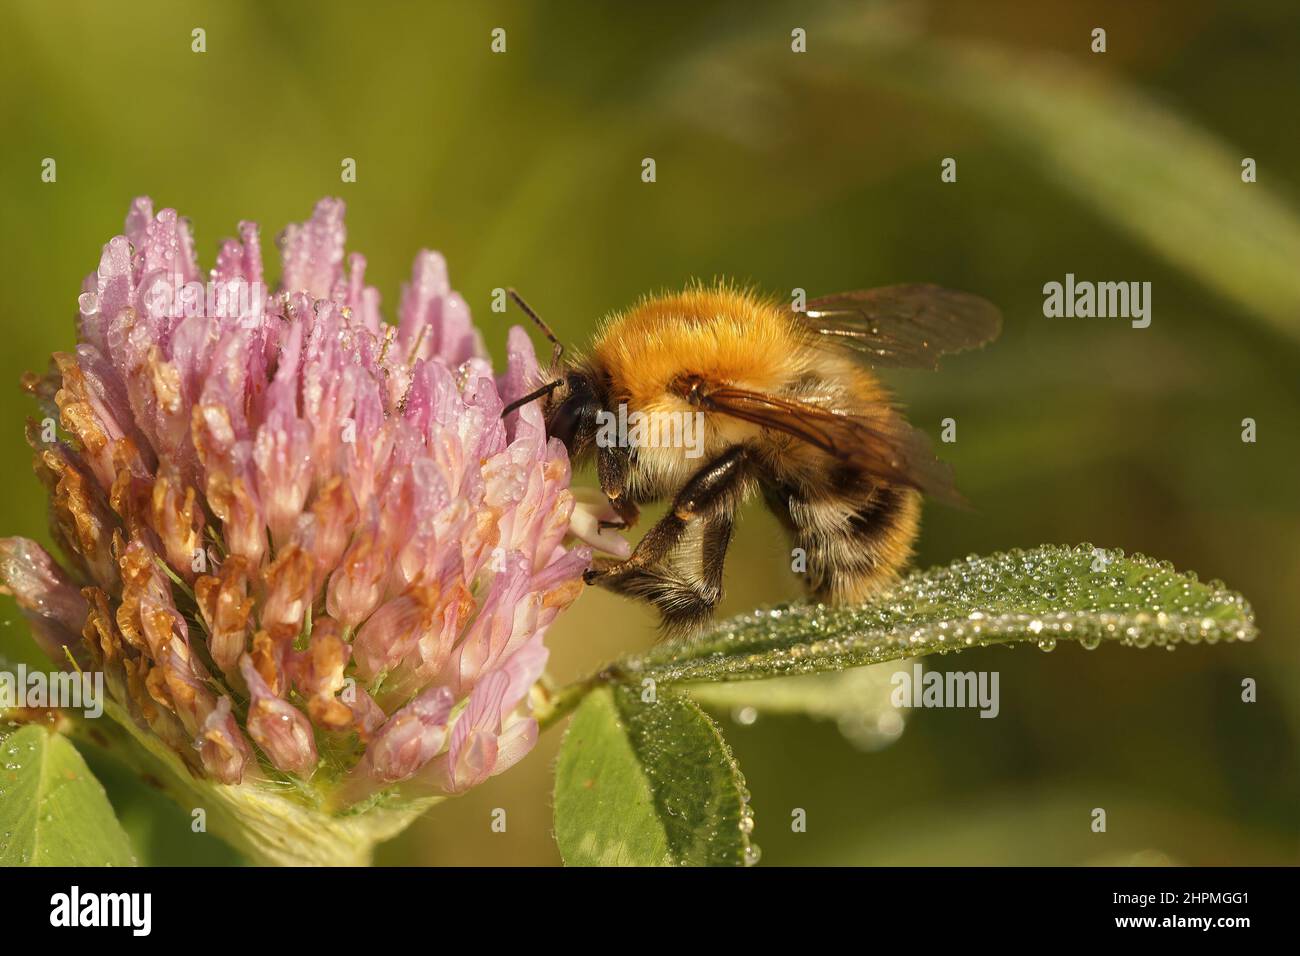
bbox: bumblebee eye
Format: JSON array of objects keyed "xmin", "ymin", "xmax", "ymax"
[{"xmin": 548, "ymin": 396, "xmax": 588, "ymax": 449}]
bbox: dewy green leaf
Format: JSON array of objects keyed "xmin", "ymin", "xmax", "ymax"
[
  {"xmin": 620, "ymin": 545, "xmax": 1257, "ymax": 685},
  {"xmin": 688, "ymin": 666, "xmax": 910, "ymax": 751},
  {"xmin": 554, "ymin": 684, "xmax": 757, "ymax": 866},
  {"xmin": 0, "ymin": 724, "xmax": 136, "ymax": 866}
]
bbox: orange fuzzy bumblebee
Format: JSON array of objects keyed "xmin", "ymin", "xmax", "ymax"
[{"xmin": 503, "ymin": 282, "xmax": 1000, "ymax": 633}]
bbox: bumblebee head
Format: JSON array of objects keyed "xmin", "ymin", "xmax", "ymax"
[{"xmin": 543, "ymin": 368, "xmax": 606, "ymax": 460}]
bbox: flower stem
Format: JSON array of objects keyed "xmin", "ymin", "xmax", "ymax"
[{"xmin": 535, "ymin": 665, "xmax": 624, "ymax": 732}]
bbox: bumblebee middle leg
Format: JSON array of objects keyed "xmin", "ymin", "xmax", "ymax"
[
  {"xmin": 584, "ymin": 444, "xmax": 749, "ymax": 581},
  {"xmin": 584, "ymin": 445, "xmax": 749, "ymax": 632},
  {"xmin": 587, "ymin": 513, "xmax": 735, "ymax": 634}
]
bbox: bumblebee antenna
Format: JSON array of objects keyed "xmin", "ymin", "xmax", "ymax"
[
  {"xmin": 501, "ymin": 378, "xmax": 564, "ymax": 418},
  {"xmin": 507, "ymin": 288, "xmax": 564, "ymax": 368}
]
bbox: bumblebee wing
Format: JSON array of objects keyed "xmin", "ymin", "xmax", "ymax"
[
  {"xmin": 795, "ymin": 284, "xmax": 1001, "ymax": 370},
  {"xmin": 698, "ymin": 385, "xmax": 963, "ymax": 504}
]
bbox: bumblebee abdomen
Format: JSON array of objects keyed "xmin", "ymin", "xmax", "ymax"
[{"xmin": 767, "ymin": 478, "xmax": 921, "ymax": 604}]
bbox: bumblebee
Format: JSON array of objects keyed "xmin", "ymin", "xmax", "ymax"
[{"xmin": 503, "ymin": 282, "xmax": 1000, "ymax": 632}]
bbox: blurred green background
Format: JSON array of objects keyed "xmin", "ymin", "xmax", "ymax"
[{"xmin": 1, "ymin": 0, "xmax": 1296, "ymax": 865}]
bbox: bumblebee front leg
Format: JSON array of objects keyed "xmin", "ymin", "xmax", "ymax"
[{"xmin": 595, "ymin": 444, "xmax": 639, "ymax": 529}]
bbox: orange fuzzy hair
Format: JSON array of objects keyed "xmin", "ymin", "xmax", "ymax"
[{"xmin": 589, "ymin": 281, "xmax": 810, "ymax": 411}]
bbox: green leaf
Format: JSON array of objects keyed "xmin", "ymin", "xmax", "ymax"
[
  {"xmin": 0, "ymin": 724, "xmax": 136, "ymax": 866},
  {"xmin": 554, "ymin": 683, "xmax": 756, "ymax": 866},
  {"xmin": 620, "ymin": 545, "xmax": 1257, "ymax": 685},
  {"xmin": 687, "ymin": 666, "xmax": 911, "ymax": 750}
]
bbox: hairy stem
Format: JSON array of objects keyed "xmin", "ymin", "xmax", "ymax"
[{"xmin": 535, "ymin": 666, "xmax": 624, "ymax": 732}]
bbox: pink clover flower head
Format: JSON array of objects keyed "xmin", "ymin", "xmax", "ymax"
[{"xmin": 0, "ymin": 197, "xmax": 592, "ymax": 802}]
